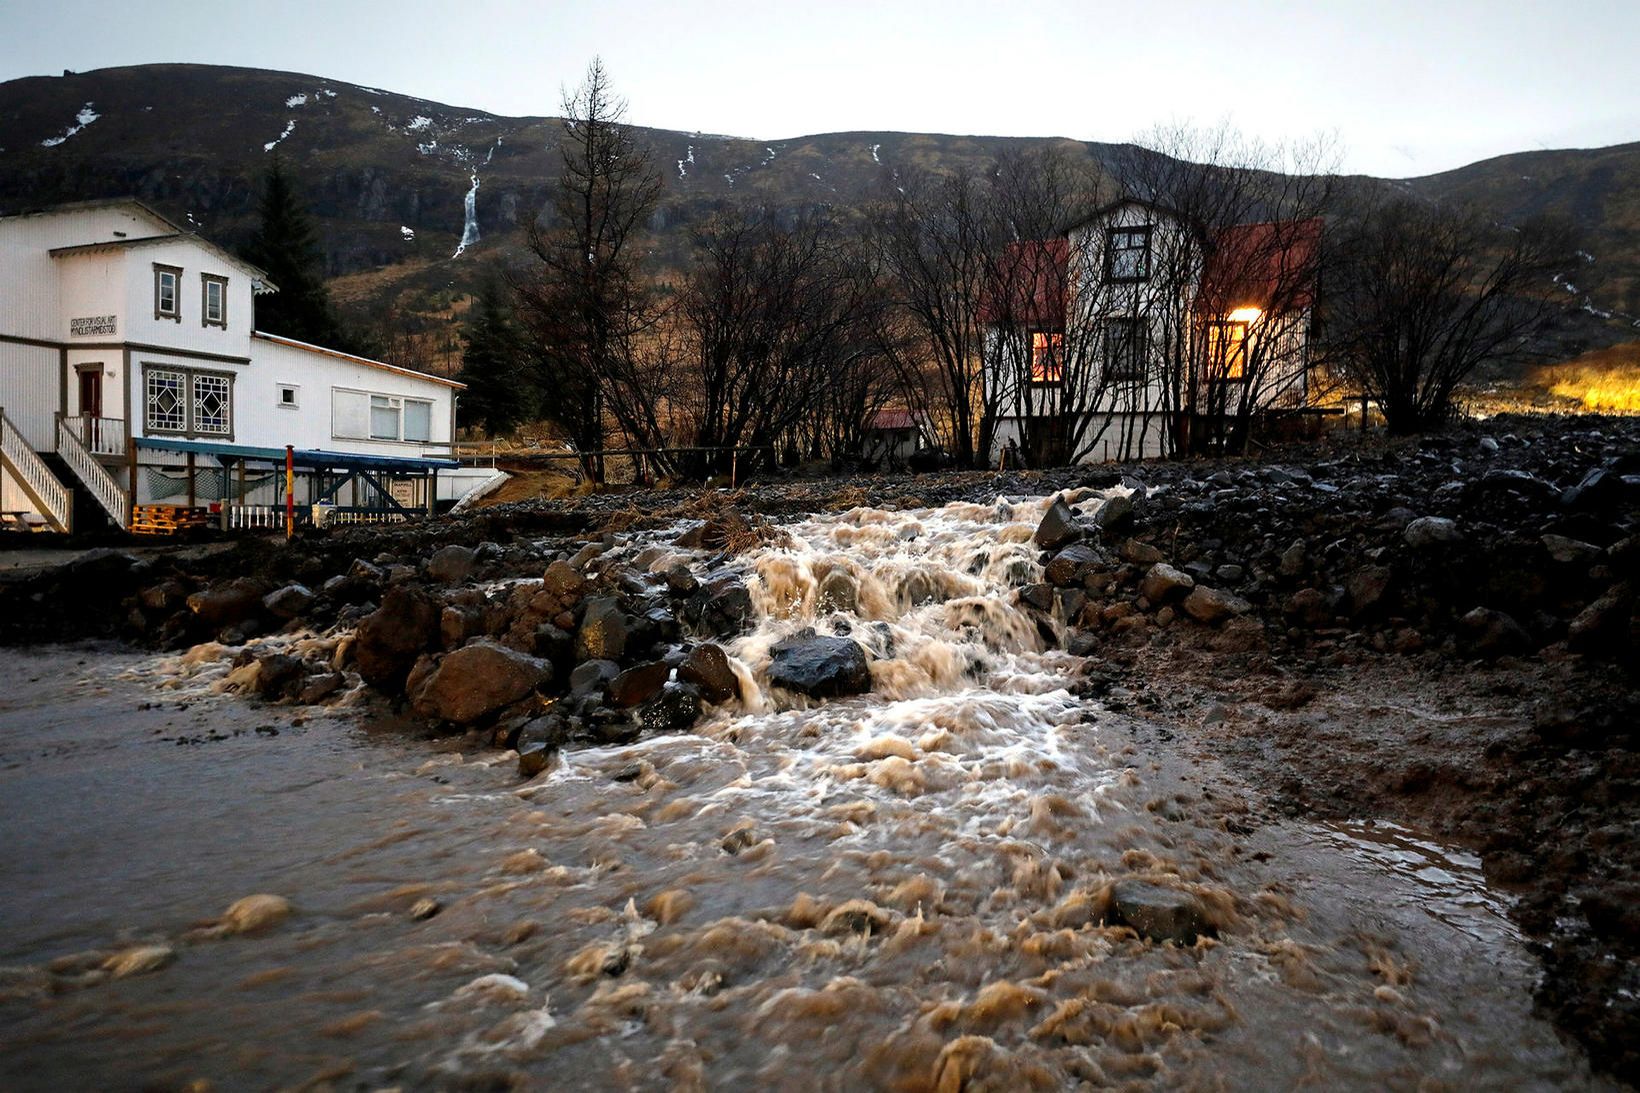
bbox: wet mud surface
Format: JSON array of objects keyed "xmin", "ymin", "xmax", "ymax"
[{"xmin": 0, "ymin": 490, "xmax": 1624, "ymax": 1090}]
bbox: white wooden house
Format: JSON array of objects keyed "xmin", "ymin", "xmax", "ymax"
[
  {"xmin": 985, "ymin": 199, "xmax": 1323, "ymax": 466},
  {"xmin": 0, "ymin": 198, "xmax": 492, "ymax": 533}
]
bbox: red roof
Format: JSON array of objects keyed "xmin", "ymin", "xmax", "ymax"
[
  {"xmin": 979, "ymin": 238, "xmax": 1069, "ymax": 328},
  {"xmin": 1199, "ymin": 217, "xmax": 1323, "ymax": 314},
  {"xmin": 869, "ymin": 410, "xmax": 918, "ymax": 431}
]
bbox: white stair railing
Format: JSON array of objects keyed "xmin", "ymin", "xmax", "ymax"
[
  {"xmin": 0, "ymin": 407, "xmax": 72, "ymax": 532},
  {"xmin": 55, "ymin": 415, "xmax": 130, "ymax": 529}
]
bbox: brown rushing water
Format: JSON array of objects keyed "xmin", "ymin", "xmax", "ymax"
[{"xmin": 0, "ymin": 496, "xmax": 1611, "ymax": 1091}]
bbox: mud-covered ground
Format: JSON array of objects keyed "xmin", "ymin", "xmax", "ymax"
[{"xmin": 2, "ymin": 412, "xmax": 1636, "ymax": 1083}]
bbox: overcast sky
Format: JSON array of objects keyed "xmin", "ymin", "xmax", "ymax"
[{"xmin": 3, "ymin": 0, "xmax": 1636, "ymax": 176}]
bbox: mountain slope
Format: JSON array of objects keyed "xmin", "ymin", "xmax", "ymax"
[{"xmin": 3, "ymin": 63, "xmax": 1636, "ymax": 345}]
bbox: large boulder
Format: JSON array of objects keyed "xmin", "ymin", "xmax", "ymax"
[
  {"xmin": 1346, "ymin": 565, "xmax": 1394, "ymax": 616},
  {"xmin": 633, "ymin": 682, "xmax": 704, "ymax": 734},
  {"xmin": 609, "ymin": 661, "xmax": 671, "ymax": 708},
  {"xmin": 678, "ymin": 642, "xmax": 740, "ymax": 704},
  {"xmin": 353, "ymin": 586, "xmax": 440, "ymax": 689},
  {"xmin": 426, "ymin": 544, "xmax": 477, "ymax": 584},
  {"xmin": 1404, "ymin": 516, "xmax": 1462, "ymax": 550},
  {"xmin": 1044, "ymin": 543, "xmax": 1104, "ymax": 588},
  {"xmin": 691, "ymin": 577, "xmax": 756, "ymax": 639},
  {"xmin": 1091, "ymin": 492, "xmax": 1134, "ymax": 534},
  {"xmin": 1567, "ymin": 583, "xmax": 1633, "ymax": 656},
  {"xmin": 1033, "ymin": 498, "xmax": 1084, "ymax": 551},
  {"xmin": 1459, "ymin": 607, "xmax": 1531, "ymax": 659},
  {"xmin": 262, "ymin": 583, "xmax": 315, "ymax": 620},
  {"xmin": 768, "ymin": 632, "xmax": 871, "ymax": 698},
  {"xmin": 1109, "ymin": 880, "xmax": 1214, "ymax": 944},
  {"xmin": 541, "ymin": 560, "xmax": 589, "ymax": 600},
  {"xmin": 1181, "ymin": 586, "xmax": 1250, "ymax": 625},
  {"xmin": 1139, "ymin": 563, "xmax": 1195, "ymax": 604},
  {"xmin": 411, "ymin": 641, "xmax": 550, "ymax": 724},
  {"xmin": 576, "ymin": 597, "xmax": 632, "ymax": 662},
  {"xmin": 187, "ymin": 578, "xmax": 268, "ymax": 628}
]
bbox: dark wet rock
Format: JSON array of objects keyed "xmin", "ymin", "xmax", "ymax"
[
  {"xmin": 1139, "ymin": 563, "xmax": 1195, "ymax": 604},
  {"xmin": 441, "ymin": 605, "xmax": 481, "ymax": 649},
  {"xmin": 768, "ymin": 631, "xmax": 871, "ymax": 698},
  {"xmin": 1543, "ymin": 534, "xmax": 1602, "ymax": 567},
  {"xmin": 411, "ymin": 641, "xmax": 550, "ymax": 724},
  {"xmin": 1278, "ymin": 539, "xmax": 1308, "ymax": 578},
  {"xmin": 576, "ymin": 597, "xmax": 631, "ymax": 662},
  {"xmin": 1346, "ymin": 565, "xmax": 1394, "ymax": 616},
  {"xmin": 1404, "ymin": 516, "xmax": 1463, "ymax": 549},
  {"xmin": 187, "ymin": 578, "xmax": 267, "ymax": 628},
  {"xmin": 348, "ymin": 558, "xmax": 386, "ymax": 584},
  {"xmin": 1459, "ymin": 606, "xmax": 1532, "ymax": 658},
  {"xmin": 634, "ymin": 681, "xmax": 703, "ymax": 734},
  {"xmin": 609, "ymin": 661, "xmax": 670, "ymax": 708},
  {"xmin": 353, "ymin": 586, "xmax": 440, "ymax": 690},
  {"xmin": 679, "ymin": 642, "xmax": 739, "ymax": 704},
  {"xmin": 516, "ymin": 716, "xmax": 565, "ymax": 777},
  {"xmin": 426, "ymin": 544, "xmax": 477, "ymax": 584},
  {"xmin": 1118, "ymin": 539, "xmax": 1163, "ymax": 566},
  {"xmin": 541, "ymin": 560, "xmax": 589, "ymax": 600},
  {"xmin": 690, "ymin": 578, "xmax": 755, "ymax": 639},
  {"xmin": 139, "ymin": 580, "xmax": 189, "ymax": 613},
  {"xmin": 1019, "ymin": 583, "xmax": 1056, "ymax": 613},
  {"xmin": 1568, "ymin": 583, "xmax": 1633, "ymax": 656},
  {"xmin": 664, "ymin": 564, "xmax": 699, "ymax": 597},
  {"xmin": 1214, "ymin": 563, "xmax": 1244, "ymax": 583},
  {"xmin": 817, "ymin": 569, "xmax": 859, "ymax": 614},
  {"xmin": 1045, "ymin": 542, "xmax": 1104, "ymax": 588},
  {"xmin": 262, "ymin": 584, "xmax": 314, "ymax": 620},
  {"xmin": 569, "ymin": 658, "xmax": 620, "ymax": 696},
  {"xmin": 1283, "ymin": 588, "xmax": 1333, "ymax": 627},
  {"xmin": 1181, "ymin": 585, "xmax": 1250, "ymax": 625},
  {"xmin": 252, "ymin": 653, "xmax": 304, "ymax": 699},
  {"xmin": 1108, "ymin": 880, "xmax": 1213, "ymax": 944},
  {"xmin": 531, "ymin": 622, "xmax": 576, "ymax": 668},
  {"xmin": 297, "ymin": 672, "xmax": 346, "ymax": 705},
  {"xmin": 1033, "ymin": 498, "xmax": 1083, "ymax": 551},
  {"xmin": 1092, "ymin": 492, "xmax": 1134, "ymax": 533}
]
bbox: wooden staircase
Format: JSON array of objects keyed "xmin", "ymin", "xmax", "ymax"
[{"xmin": 0, "ymin": 407, "xmax": 72, "ymax": 533}]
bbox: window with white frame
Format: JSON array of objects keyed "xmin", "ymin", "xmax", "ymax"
[
  {"xmin": 334, "ymin": 389, "xmax": 435, "ymax": 442},
  {"xmin": 154, "ymin": 264, "xmax": 182, "ymax": 321},
  {"xmin": 144, "ymin": 366, "xmax": 233, "ymax": 436},
  {"xmin": 201, "ymin": 274, "xmax": 228, "ymax": 329},
  {"xmin": 278, "ymin": 384, "xmax": 299, "ymax": 409},
  {"xmin": 146, "ymin": 368, "xmax": 186, "ymax": 431}
]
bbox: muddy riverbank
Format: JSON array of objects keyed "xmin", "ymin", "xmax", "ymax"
[{"xmin": 1, "ymin": 413, "xmax": 1636, "ymax": 1086}]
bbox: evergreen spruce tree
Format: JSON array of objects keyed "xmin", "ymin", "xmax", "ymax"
[
  {"xmin": 457, "ymin": 280, "xmax": 532, "ymax": 436},
  {"xmin": 243, "ymin": 155, "xmax": 349, "ymax": 348}
]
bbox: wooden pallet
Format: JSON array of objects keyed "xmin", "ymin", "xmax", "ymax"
[{"xmin": 130, "ymin": 505, "xmax": 212, "ymax": 536}]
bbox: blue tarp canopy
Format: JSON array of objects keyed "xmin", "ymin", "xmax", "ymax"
[{"xmin": 135, "ymin": 436, "xmax": 459, "ymax": 473}]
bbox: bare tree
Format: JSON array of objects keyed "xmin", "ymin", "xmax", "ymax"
[
  {"xmin": 1324, "ymin": 196, "xmax": 1578, "ymax": 433},
  {"xmin": 511, "ymin": 58, "xmax": 663, "ymax": 481}
]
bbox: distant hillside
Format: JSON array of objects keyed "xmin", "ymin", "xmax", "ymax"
[{"xmin": 3, "ymin": 63, "xmax": 1636, "ymax": 358}]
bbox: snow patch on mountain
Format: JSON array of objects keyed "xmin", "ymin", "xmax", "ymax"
[
  {"xmin": 871, "ymin": 143, "xmax": 881, "ymax": 163},
  {"xmin": 264, "ymin": 120, "xmax": 296, "ymax": 152},
  {"xmin": 407, "ymin": 115, "xmax": 434, "ymax": 131},
  {"xmin": 285, "ymin": 94, "xmax": 308, "ymax": 108},
  {"xmin": 40, "ymin": 103, "xmax": 99, "ymax": 148},
  {"xmin": 401, "ymin": 226, "xmax": 416, "ymax": 241}
]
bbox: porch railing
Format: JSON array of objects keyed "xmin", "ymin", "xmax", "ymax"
[
  {"xmin": 0, "ymin": 406, "xmax": 71, "ymax": 532},
  {"xmin": 61, "ymin": 414, "xmax": 128, "ymax": 458},
  {"xmin": 56, "ymin": 415, "xmax": 130, "ymax": 528}
]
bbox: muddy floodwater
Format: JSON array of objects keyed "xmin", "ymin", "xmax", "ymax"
[{"xmin": 0, "ymin": 497, "xmax": 1611, "ymax": 1090}]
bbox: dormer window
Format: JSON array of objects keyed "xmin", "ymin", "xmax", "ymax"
[
  {"xmin": 154, "ymin": 264, "xmax": 182, "ymax": 321},
  {"xmin": 201, "ymin": 274, "xmax": 228, "ymax": 329},
  {"xmin": 1105, "ymin": 226, "xmax": 1152, "ymax": 283}
]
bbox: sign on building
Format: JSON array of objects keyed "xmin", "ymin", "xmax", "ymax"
[{"xmin": 69, "ymin": 315, "xmax": 117, "ymax": 337}]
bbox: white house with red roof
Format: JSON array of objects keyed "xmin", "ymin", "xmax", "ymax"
[
  {"xmin": 0, "ymin": 198, "xmax": 489, "ymax": 533},
  {"xmin": 984, "ymin": 198, "xmax": 1324, "ymax": 466}
]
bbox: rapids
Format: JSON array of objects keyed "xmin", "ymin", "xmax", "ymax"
[{"xmin": 0, "ymin": 495, "xmax": 1610, "ymax": 1090}]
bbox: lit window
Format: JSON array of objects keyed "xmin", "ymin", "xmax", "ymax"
[
  {"xmin": 154, "ymin": 265, "xmax": 181, "ymax": 321},
  {"xmin": 201, "ymin": 275, "xmax": 228, "ymax": 328},
  {"xmin": 1105, "ymin": 226, "xmax": 1152, "ymax": 282},
  {"xmin": 1206, "ymin": 321, "xmax": 1250, "ymax": 380},
  {"xmin": 146, "ymin": 369, "xmax": 186, "ymax": 431},
  {"xmin": 1104, "ymin": 318, "xmax": 1147, "ymax": 381},
  {"xmin": 1030, "ymin": 331, "xmax": 1064, "ymax": 384}
]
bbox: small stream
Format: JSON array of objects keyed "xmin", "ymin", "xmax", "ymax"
[{"xmin": 0, "ymin": 495, "xmax": 1607, "ymax": 1090}]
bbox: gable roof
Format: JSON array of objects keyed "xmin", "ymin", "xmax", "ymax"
[
  {"xmin": 1198, "ymin": 217, "xmax": 1323, "ymax": 313},
  {"xmin": 253, "ymin": 331, "xmax": 466, "ymax": 390},
  {"xmin": 978, "ymin": 237, "xmax": 1070, "ymax": 328},
  {"xmin": 11, "ymin": 197, "xmax": 278, "ymax": 293}
]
